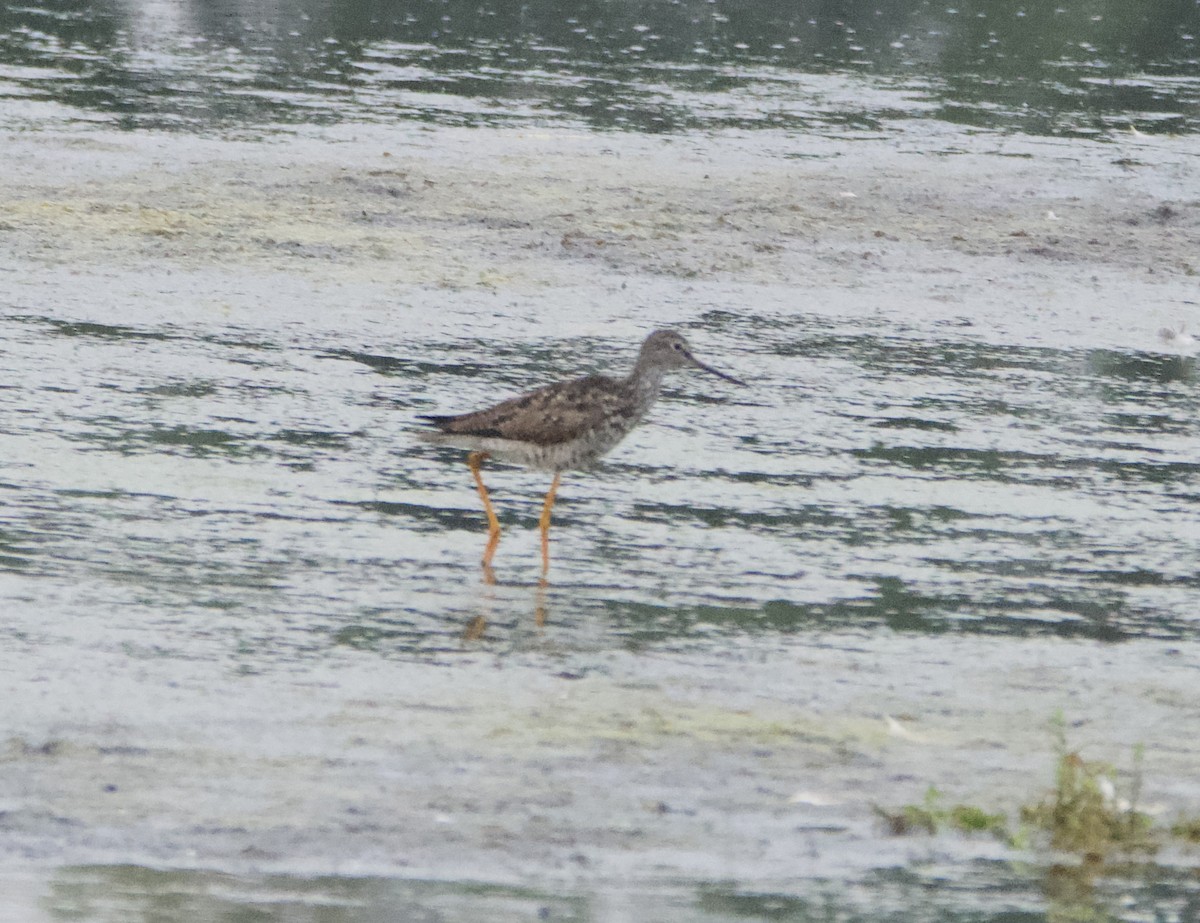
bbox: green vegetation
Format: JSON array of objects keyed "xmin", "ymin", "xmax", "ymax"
[
  {"xmin": 1019, "ymin": 745, "xmax": 1156, "ymax": 860},
  {"xmin": 875, "ymin": 786, "xmax": 1008, "ymax": 838},
  {"xmin": 881, "ymin": 717, "xmax": 1200, "ymax": 867},
  {"xmin": 1169, "ymin": 818, "xmax": 1200, "ymax": 844}
]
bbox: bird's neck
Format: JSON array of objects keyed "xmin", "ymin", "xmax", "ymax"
[{"xmin": 625, "ymin": 363, "xmax": 668, "ymax": 416}]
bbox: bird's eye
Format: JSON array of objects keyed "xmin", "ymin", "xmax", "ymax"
[{"xmin": 672, "ymin": 342, "xmax": 682, "ymax": 350}]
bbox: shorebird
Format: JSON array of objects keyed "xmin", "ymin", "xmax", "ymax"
[{"xmin": 418, "ymin": 329, "xmax": 745, "ymax": 571}]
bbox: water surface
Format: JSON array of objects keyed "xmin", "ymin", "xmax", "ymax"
[
  {"xmin": 3, "ymin": 1, "xmax": 1200, "ymax": 920},
  {"xmin": 1, "ymin": 0, "xmax": 1198, "ymax": 134}
]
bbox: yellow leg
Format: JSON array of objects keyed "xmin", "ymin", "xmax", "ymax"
[
  {"xmin": 468, "ymin": 451, "xmax": 501, "ymax": 568},
  {"xmin": 539, "ymin": 472, "xmax": 561, "ymax": 573},
  {"xmin": 534, "ymin": 576, "xmax": 548, "ymax": 627}
]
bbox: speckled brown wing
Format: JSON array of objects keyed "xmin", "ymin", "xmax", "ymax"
[{"xmin": 420, "ymin": 375, "xmax": 633, "ymax": 447}]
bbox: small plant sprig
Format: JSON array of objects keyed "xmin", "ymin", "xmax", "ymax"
[
  {"xmin": 1019, "ymin": 715, "xmax": 1156, "ymax": 861},
  {"xmin": 874, "ymin": 785, "xmax": 1008, "ymax": 839}
]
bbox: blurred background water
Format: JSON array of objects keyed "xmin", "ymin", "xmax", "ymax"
[{"xmin": 1, "ymin": 0, "xmax": 1198, "ymax": 135}]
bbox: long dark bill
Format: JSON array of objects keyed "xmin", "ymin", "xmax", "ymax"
[{"xmin": 690, "ymin": 355, "xmax": 747, "ymax": 386}]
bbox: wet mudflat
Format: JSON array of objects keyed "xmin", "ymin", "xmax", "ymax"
[
  {"xmin": 3, "ymin": 120, "xmax": 1200, "ymax": 922},
  {"xmin": 4, "ymin": 1, "xmax": 1200, "ymax": 920}
]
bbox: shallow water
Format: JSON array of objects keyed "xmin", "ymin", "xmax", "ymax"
[
  {"xmin": 1, "ymin": 0, "xmax": 1198, "ymax": 135},
  {"xmin": 27, "ymin": 861, "xmax": 1200, "ymax": 922},
  {"xmin": 5, "ymin": 293, "xmax": 1200, "ymax": 652},
  {"xmin": 3, "ymin": 1, "xmax": 1200, "ymax": 920}
]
